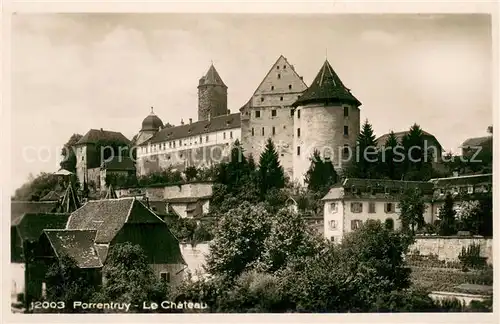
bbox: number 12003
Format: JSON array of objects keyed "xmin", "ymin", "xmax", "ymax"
[{"xmin": 30, "ymin": 301, "xmax": 65, "ymax": 310}]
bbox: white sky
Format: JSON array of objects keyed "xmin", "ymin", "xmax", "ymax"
[{"xmin": 11, "ymin": 13, "xmax": 492, "ymax": 193}]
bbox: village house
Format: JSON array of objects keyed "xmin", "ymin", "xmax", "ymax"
[{"xmin": 27, "ymin": 197, "xmax": 187, "ymax": 301}]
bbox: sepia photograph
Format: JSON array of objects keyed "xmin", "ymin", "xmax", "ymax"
[{"xmin": 7, "ymin": 10, "xmax": 494, "ymax": 316}]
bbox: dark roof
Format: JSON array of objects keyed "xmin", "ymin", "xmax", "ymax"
[
  {"xmin": 66, "ymin": 198, "xmax": 164, "ymax": 244},
  {"xmin": 342, "ymin": 178, "xmax": 434, "ymax": 190},
  {"xmin": 198, "ymin": 64, "xmax": 227, "ymax": 88},
  {"xmin": 102, "ymin": 156, "xmax": 136, "ymax": 171},
  {"xmin": 76, "ymin": 129, "xmax": 131, "ymax": 145},
  {"xmin": 375, "ymin": 130, "xmax": 442, "ymax": 149},
  {"xmin": 461, "ymin": 136, "xmax": 492, "ymax": 148},
  {"xmin": 58, "ymin": 184, "xmax": 80, "ymax": 213},
  {"xmin": 40, "ymin": 191, "xmax": 61, "ymax": 202},
  {"xmin": 143, "ymin": 113, "xmax": 241, "ymax": 145},
  {"xmin": 142, "ymin": 108, "xmax": 164, "ymax": 131},
  {"xmin": 429, "ymin": 173, "xmax": 492, "ymax": 187},
  {"xmin": 13, "ymin": 213, "xmax": 70, "ymax": 242},
  {"xmin": 11, "ymin": 201, "xmax": 59, "ymax": 222},
  {"xmin": 43, "ymin": 230, "xmax": 103, "ymax": 268},
  {"xmin": 292, "ymin": 60, "xmax": 361, "ymax": 107}
]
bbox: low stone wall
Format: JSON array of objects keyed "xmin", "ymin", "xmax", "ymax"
[
  {"xmin": 410, "ymin": 236, "xmax": 493, "ymax": 264},
  {"xmin": 116, "ymin": 182, "xmax": 213, "ymax": 200}
]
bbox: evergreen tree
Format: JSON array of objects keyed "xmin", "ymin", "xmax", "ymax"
[
  {"xmin": 401, "ymin": 124, "xmax": 434, "ymax": 180},
  {"xmin": 345, "ymin": 119, "xmax": 379, "ymax": 178},
  {"xmin": 437, "ymin": 193, "xmax": 457, "ymax": 235},
  {"xmin": 381, "ymin": 131, "xmax": 402, "ymax": 180},
  {"xmin": 258, "ymin": 138, "xmax": 285, "ymax": 196},
  {"xmin": 304, "ymin": 150, "xmax": 338, "ymax": 196}
]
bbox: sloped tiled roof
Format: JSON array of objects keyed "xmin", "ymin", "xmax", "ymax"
[
  {"xmin": 76, "ymin": 129, "xmax": 131, "ymax": 145},
  {"xmin": 429, "ymin": 173, "xmax": 492, "ymax": 187},
  {"xmin": 143, "ymin": 113, "xmax": 241, "ymax": 145},
  {"xmin": 198, "ymin": 64, "xmax": 227, "ymax": 88},
  {"xmin": 292, "ymin": 60, "xmax": 361, "ymax": 107},
  {"xmin": 102, "ymin": 156, "xmax": 136, "ymax": 171},
  {"xmin": 375, "ymin": 130, "xmax": 442, "ymax": 149},
  {"xmin": 461, "ymin": 136, "xmax": 492, "ymax": 148},
  {"xmin": 43, "ymin": 229, "xmax": 102, "ymax": 268},
  {"xmin": 11, "ymin": 201, "xmax": 59, "ymax": 222},
  {"xmin": 66, "ymin": 198, "xmax": 164, "ymax": 243},
  {"xmin": 40, "ymin": 191, "xmax": 61, "ymax": 202},
  {"xmin": 13, "ymin": 213, "xmax": 70, "ymax": 242}
]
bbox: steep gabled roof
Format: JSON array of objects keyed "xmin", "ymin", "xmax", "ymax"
[
  {"xmin": 43, "ymin": 229, "xmax": 103, "ymax": 268},
  {"xmin": 66, "ymin": 198, "xmax": 164, "ymax": 244},
  {"xmin": 293, "ymin": 60, "xmax": 361, "ymax": 107},
  {"xmin": 11, "ymin": 201, "xmax": 59, "ymax": 222},
  {"xmin": 142, "ymin": 113, "xmax": 240, "ymax": 145},
  {"xmin": 429, "ymin": 173, "xmax": 492, "ymax": 187},
  {"xmin": 76, "ymin": 129, "xmax": 131, "ymax": 146},
  {"xmin": 198, "ymin": 64, "xmax": 227, "ymax": 88},
  {"xmin": 461, "ymin": 136, "xmax": 492, "ymax": 148},
  {"xmin": 13, "ymin": 213, "xmax": 70, "ymax": 242}
]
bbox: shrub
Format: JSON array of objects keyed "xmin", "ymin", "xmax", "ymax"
[{"xmin": 458, "ymin": 243, "xmax": 487, "ymax": 270}]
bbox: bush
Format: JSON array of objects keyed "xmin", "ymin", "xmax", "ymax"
[{"xmin": 458, "ymin": 243, "xmax": 487, "ymax": 270}]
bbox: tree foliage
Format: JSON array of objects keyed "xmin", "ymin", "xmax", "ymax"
[
  {"xmin": 13, "ymin": 172, "xmax": 63, "ymax": 201},
  {"xmin": 398, "ymin": 188, "xmax": 426, "ymax": 234},
  {"xmin": 304, "ymin": 150, "xmax": 338, "ymax": 197},
  {"xmin": 257, "ymin": 138, "xmax": 285, "ymax": 197},
  {"xmin": 437, "ymin": 193, "xmax": 457, "ymax": 235},
  {"xmin": 59, "ymin": 133, "xmax": 83, "ymax": 173}
]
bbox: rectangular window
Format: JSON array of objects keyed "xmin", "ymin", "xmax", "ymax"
[
  {"xmin": 297, "ymin": 146, "xmax": 301, "ymax": 156},
  {"xmin": 255, "ymin": 110, "xmax": 261, "ymax": 118},
  {"xmin": 329, "ymin": 202, "xmax": 338, "ymax": 213},
  {"xmin": 200, "ymin": 136, "xmax": 202, "ymax": 144},
  {"xmin": 272, "ymin": 127, "xmax": 276, "ymax": 135},
  {"xmin": 206, "ymin": 135, "xmax": 209, "ymax": 142},
  {"xmin": 468, "ymin": 186, "xmax": 474, "ymax": 194},
  {"xmin": 223, "ymin": 132, "xmax": 226, "ymax": 140},
  {"xmin": 297, "ymin": 110, "xmax": 301, "ymax": 119},
  {"xmin": 271, "ymin": 110, "xmax": 277, "ymax": 117},
  {"xmin": 330, "ymin": 236, "xmax": 335, "ymax": 242},
  {"xmin": 179, "ymin": 140, "xmax": 182, "ymax": 146},
  {"xmin": 344, "ymin": 126, "xmax": 349, "ymax": 136},
  {"xmin": 350, "ymin": 202, "xmax": 362, "ymax": 213},
  {"xmin": 251, "ymin": 128, "xmax": 255, "ymax": 136},
  {"xmin": 173, "ymin": 142, "xmax": 176, "ymax": 148},
  {"xmin": 328, "ymin": 220, "xmax": 337, "ymax": 230},
  {"xmin": 351, "ymin": 220, "xmax": 362, "ymax": 231},
  {"xmin": 385, "ymin": 203, "xmax": 394, "ymax": 213},
  {"xmin": 160, "ymin": 272, "xmax": 171, "ymax": 283},
  {"xmin": 169, "ymin": 142, "xmax": 172, "ymax": 148},
  {"xmin": 262, "ymin": 127, "xmax": 265, "ymax": 136},
  {"xmin": 291, "ymin": 110, "xmax": 295, "ymax": 117},
  {"xmin": 230, "ymin": 131, "xmax": 233, "ymax": 139},
  {"xmin": 344, "ymin": 106, "xmax": 349, "ymax": 117},
  {"xmin": 368, "ymin": 202, "xmax": 376, "ymax": 213}
]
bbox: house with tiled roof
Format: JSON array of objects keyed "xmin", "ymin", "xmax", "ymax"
[
  {"xmin": 75, "ymin": 128, "xmax": 133, "ymax": 192},
  {"xmin": 461, "ymin": 135, "xmax": 492, "ymax": 158},
  {"xmin": 27, "ymin": 197, "xmax": 186, "ymax": 301}
]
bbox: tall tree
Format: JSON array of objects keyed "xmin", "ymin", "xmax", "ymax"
[
  {"xmin": 60, "ymin": 134, "xmax": 83, "ymax": 173},
  {"xmin": 437, "ymin": 193, "xmax": 457, "ymax": 235},
  {"xmin": 345, "ymin": 119, "xmax": 379, "ymax": 178},
  {"xmin": 257, "ymin": 138, "xmax": 285, "ymax": 196},
  {"xmin": 380, "ymin": 131, "xmax": 402, "ymax": 180},
  {"xmin": 398, "ymin": 188, "xmax": 426, "ymax": 234},
  {"xmin": 304, "ymin": 150, "xmax": 338, "ymax": 196},
  {"xmin": 401, "ymin": 124, "xmax": 435, "ymax": 180}
]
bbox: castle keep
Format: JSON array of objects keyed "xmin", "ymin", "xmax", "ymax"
[{"xmin": 132, "ymin": 55, "xmax": 362, "ymax": 185}]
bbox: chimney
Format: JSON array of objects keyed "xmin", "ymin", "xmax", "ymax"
[
  {"xmin": 189, "ymin": 118, "xmax": 192, "ymax": 124},
  {"xmin": 181, "ymin": 119, "xmax": 184, "ymax": 125}
]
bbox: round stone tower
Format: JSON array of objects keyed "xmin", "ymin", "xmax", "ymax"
[
  {"xmin": 198, "ymin": 64, "xmax": 228, "ymax": 121},
  {"xmin": 292, "ymin": 60, "xmax": 361, "ymax": 185}
]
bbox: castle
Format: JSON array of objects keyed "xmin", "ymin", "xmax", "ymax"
[{"xmin": 134, "ymin": 55, "xmax": 361, "ymax": 185}]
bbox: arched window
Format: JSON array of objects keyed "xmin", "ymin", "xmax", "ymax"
[{"xmin": 385, "ymin": 218, "xmax": 395, "ymax": 230}]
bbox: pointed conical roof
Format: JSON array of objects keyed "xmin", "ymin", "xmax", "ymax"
[
  {"xmin": 198, "ymin": 64, "xmax": 227, "ymax": 88},
  {"xmin": 104, "ymin": 185, "xmax": 118, "ymax": 199},
  {"xmin": 59, "ymin": 183, "xmax": 80, "ymax": 213},
  {"xmin": 293, "ymin": 60, "xmax": 361, "ymax": 107}
]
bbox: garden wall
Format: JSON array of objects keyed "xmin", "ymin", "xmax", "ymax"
[
  {"xmin": 410, "ymin": 236, "xmax": 493, "ymax": 264},
  {"xmin": 115, "ymin": 182, "xmax": 213, "ymax": 200}
]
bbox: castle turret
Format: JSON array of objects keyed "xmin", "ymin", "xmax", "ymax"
[
  {"xmin": 198, "ymin": 64, "xmax": 228, "ymax": 121},
  {"xmin": 292, "ymin": 60, "xmax": 361, "ymax": 184},
  {"xmin": 135, "ymin": 107, "xmax": 163, "ymax": 145}
]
